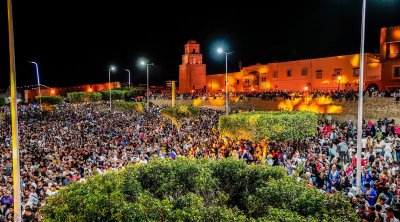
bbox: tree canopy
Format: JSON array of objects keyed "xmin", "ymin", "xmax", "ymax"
[
  {"xmin": 40, "ymin": 158, "xmax": 356, "ymax": 222},
  {"xmin": 218, "ymin": 111, "xmax": 318, "ymax": 142}
]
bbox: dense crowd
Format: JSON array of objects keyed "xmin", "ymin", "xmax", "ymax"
[
  {"xmin": 150, "ymin": 89, "xmax": 400, "ymax": 102},
  {"xmin": 0, "ymin": 102, "xmax": 400, "ymax": 221}
]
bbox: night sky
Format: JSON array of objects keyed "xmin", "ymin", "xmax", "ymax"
[{"xmin": 0, "ymin": 0, "xmax": 399, "ymax": 90}]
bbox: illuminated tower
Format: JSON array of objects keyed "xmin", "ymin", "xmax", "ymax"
[{"xmin": 179, "ymin": 40, "xmax": 206, "ymax": 92}]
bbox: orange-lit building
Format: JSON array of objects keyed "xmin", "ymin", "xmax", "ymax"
[
  {"xmin": 24, "ymin": 82, "xmax": 121, "ymax": 102},
  {"xmin": 179, "ymin": 40, "xmax": 207, "ymax": 92},
  {"xmin": 179, "ymin": 26, "xmax": 400, "ymax": 92}
]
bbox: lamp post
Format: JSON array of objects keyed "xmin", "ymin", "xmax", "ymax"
[
  {"xmin": 7, "ymin": 0, "xmax": 22, "ymax": 221},
  {"xmin": 124, "ymin": 69, "xmax": 131, "ymax": 88},
  {"xmin": 356, "ymin": 0, "xmax": 366, "ymax": 194},
  {"xmin": 140, "ymin": 61, "xmax": 154, "ymax": 110},
  {"xmin": 29, "ymin": 61, "xmax": 41, "ymax": 108},
  {"xmin": 337, "ymin": 76, "xmax": 342, "ymax": 91},
  {"xmin": 108, "ymin": 65, "xmax": 116, "ymax": 110},
  {"xmin": 217, "ymin": 48, "xmax": 234, "ymax": 115}
]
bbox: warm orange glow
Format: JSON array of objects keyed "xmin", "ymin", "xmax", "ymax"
[
  {"xmin": 393, "ymin": 29, "xmax": 400, "ymax": 40},
  {"xmin": 304, "ymin": 86, "xmax": 308, "ymax": 91},
  {"xmin": 337, "ymin": 76, "xmax": 342, "ymax": 80},
  {"xmin": 278, "ymin": 96, "xmax": 342, "ymax": 114},
  {"xmin": 251, "ymin": 88, "xmax": 255, "ymax": 92},
  {"xmin": 326, "ymin": 105, "xmax": 343, "ymax": 114},
  {"xmin": 191, "ymin": 90, "xmax": 195, "ymax": 93},
  {"xmin": 87, "ymin": 87, "xmax": 93, "ymax": 92},
  {"xmin": 193, "ymin": 98, "xmax": 202, "ymax": 106},
  {"xmin": 368, "ymin": 63, "xmax": 379, "ymax": 68},
  {"xmin": 50, "ymin": 89, "xmax": 55, "ymax": 95},
  {"xmin": 350, "ymin": 54, "xmax": 360, "ymax": 68},
  {"xmin": 209, "ymin": 97, "xmax": 225, "ymax": 106}
]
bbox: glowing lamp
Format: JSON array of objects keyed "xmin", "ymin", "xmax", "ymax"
[
  {"xmin": 217, "ymin": 48, "xmax": 224, "ymax": 54},
  {"xmin": 50, "ymin": 89, "xmax": 55, "ymax": 95},
  {"xmin": 304, "ymin": 86, "xmax": 308, "ymax": 91},
  {"xmin": 87, "ymin": 88, "xmax": 93, "ymax": 92},
  {"xmin": 338, "ymin": 76, "xmax": 342, "ymax": 80}
]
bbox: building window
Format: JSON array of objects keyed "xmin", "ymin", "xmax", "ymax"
[
  {"xmin": 273, "ymin": 71, "xmax": 278, "ymax": 78},
  {"xmin": 261, "ymin": 77, "xmax": 267, "ymax": 82},
  {"xmin": 353, "ymin": 68, "xmax": 360, "ymax": 77},
  {"xmin": 287, "ymin": 69, "xmax": 292, "ymax": 77},
  {"xmin": 316, "ymin": 70, "xmax": 323, "ymax": 79},
  {"xmin": 236, "ymin": 80, "xmax": 240, "ymax": 84},
  {"xmin": 244, "ymin": 79, "xmax": 250, "ymax": 84},
  {"xmin": 394, "ymin": 66, "xmax": 400, "ymax": 78},
  {"xmin": 332, "ymin": 68, "xmax": 342, "ymax": 79},
  {"xmin": 301, "ymin": 68, "xmax": 308, "ymax": 76}
]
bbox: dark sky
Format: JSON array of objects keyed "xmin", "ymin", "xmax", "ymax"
[{"xmin": 0, "ymin": 0, "xmax": 399, "ymax": 90}]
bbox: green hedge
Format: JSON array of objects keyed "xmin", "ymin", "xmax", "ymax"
[
  {"xmin": 67, "ymin": 92, "xmax": 102, "ymax": 103},
  {"xmin": 113, "ymin": 102, "xmax": 145, "ymax": 112},
  {"xmin": 218, "ymin": 111, "xmax": 317, "ymax": 142},
  {"xmin": 0, "ymin": 98, "xmax": 5, "ymax": 106},
  {"xmin": 100, "ymin": 88, "xmax": 145, "ymax": 101},
  {"xmin": 40, "ymin": 158, "xmax": 356, "ymax": 222},
  {"xmin": 35, "ymin": 96, "xmax": 63, "ymax": 105}
]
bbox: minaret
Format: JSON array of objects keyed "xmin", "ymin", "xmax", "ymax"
[{"xmin": 179, "ymin": 40, "xmax": 206, "ymax": 92}]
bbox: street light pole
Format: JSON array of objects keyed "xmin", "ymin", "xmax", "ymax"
[
  {"xmin": 337, "ymin": 76, "xmax": 342, "ymax": 91},
  {"xmin": 29, "ymin": 61, "xmax": 41, "ymax": 108},
  {"xmin": 225, "ymin": 53, "xmax": 228, "ymax": 115},
  {"xmin": 147, "ymin": 65, "xmax": 149, "ymax": 110},
  {"xmin": 108, "ymin": 66, "xmax": 116, "ymax": 110},
  {"xmin": 356, "ymin": 0, "xmax": 366, "ymax": 194},
  {"xmin": 124, "ymin": 69, "xmax": 131, "ymax": 88},
  {"xmin": 141, "ymin": 61, "xmax": 154, "ymax": 111},
  {"xmin": 217, "ymin": 48, "xmax": 233, "ymax": 115},
  {"xmin": 7, "ymin": 0, "xmax": 22, "ymax": 221}
]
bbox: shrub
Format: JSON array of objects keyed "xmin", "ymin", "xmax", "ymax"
[
  {"xmin": 67, "ymin": 92, "xmax": 102, "ymax": 103},
  {"xmin": 218, "ymin": 111, "xmax": 317, "ymax": 142},
  {"xmin": 40, "ymin": 158, "xmax": 356, "ymax": 222},
  {"xmin": 124, "ymin": 87, "xmax": 145, "ymax": 100},
  {"xmin": 35, "ymin": 96, "xmax": 63, "ymax": 105},
  {"xmin": 161, "ymin": 105, "xmax": 200, "ymax": 130},
  {"xmin": 100, "ymin": 90, "xmax": 125, "ymax": 101}
]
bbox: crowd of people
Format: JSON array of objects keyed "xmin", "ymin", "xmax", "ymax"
[
  {"xmin": 149, "ymin": 88, "xmax": 400, "ymax": 103},
  {"xmin": 0, "ymin": 100, "xmax": 400, "ymax": 221}
]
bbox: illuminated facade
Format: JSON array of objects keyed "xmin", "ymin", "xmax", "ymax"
[
  {"xmin": 179, "ymin": 26, "xmax": 400, "ymax": 92},
  {"xmin": 179, "ymin": 40, "xmax": 207, "ymax": 92}
]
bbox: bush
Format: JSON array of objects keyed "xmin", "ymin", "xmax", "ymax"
[
  {"xmin": 124, "ymin": 87, "xmax": 145, "ymax": 100},
  {"xmin": 100, "ymin": 90, "xmax": 125, "ymax": 101},
  {"xmin": 67, "ymin": 92, "xmax": 102, "ymax": 103},
  {"xmin": 40, "ymin": 158, "xmax": 356, "ymax": 222},
  {"xmin": 113, "ymin": 102, "xmax": 145, "ymax": 112},
  {"xmin": 0, "ymin": 98, "xmax": 5, "ymax": 106},
  {"xmin": 161, "ymin": 105, "xmax": 200, "ymax": 130},
  {"xmin": 218, "ymin": 111, "xmax": 318, "ymax": 142},
  {"xmin": 35, "ymin": 96, "xmax": 63, "ymax": 105}
]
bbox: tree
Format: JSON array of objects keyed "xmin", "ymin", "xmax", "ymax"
[
  {"xmin": 40, "ymin": 158, "xmax": 357, "ymax": 222},
  {"xmin": 160, "ymin": 105, "xmax": 200, "ymax": 131},
  {"xmin": 218, "ymin": 111, "xmax": 317, "ymax": 160},
  {"xmin": 67, "ymin": 92, "xmax": 102, "ymax": 103}
]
